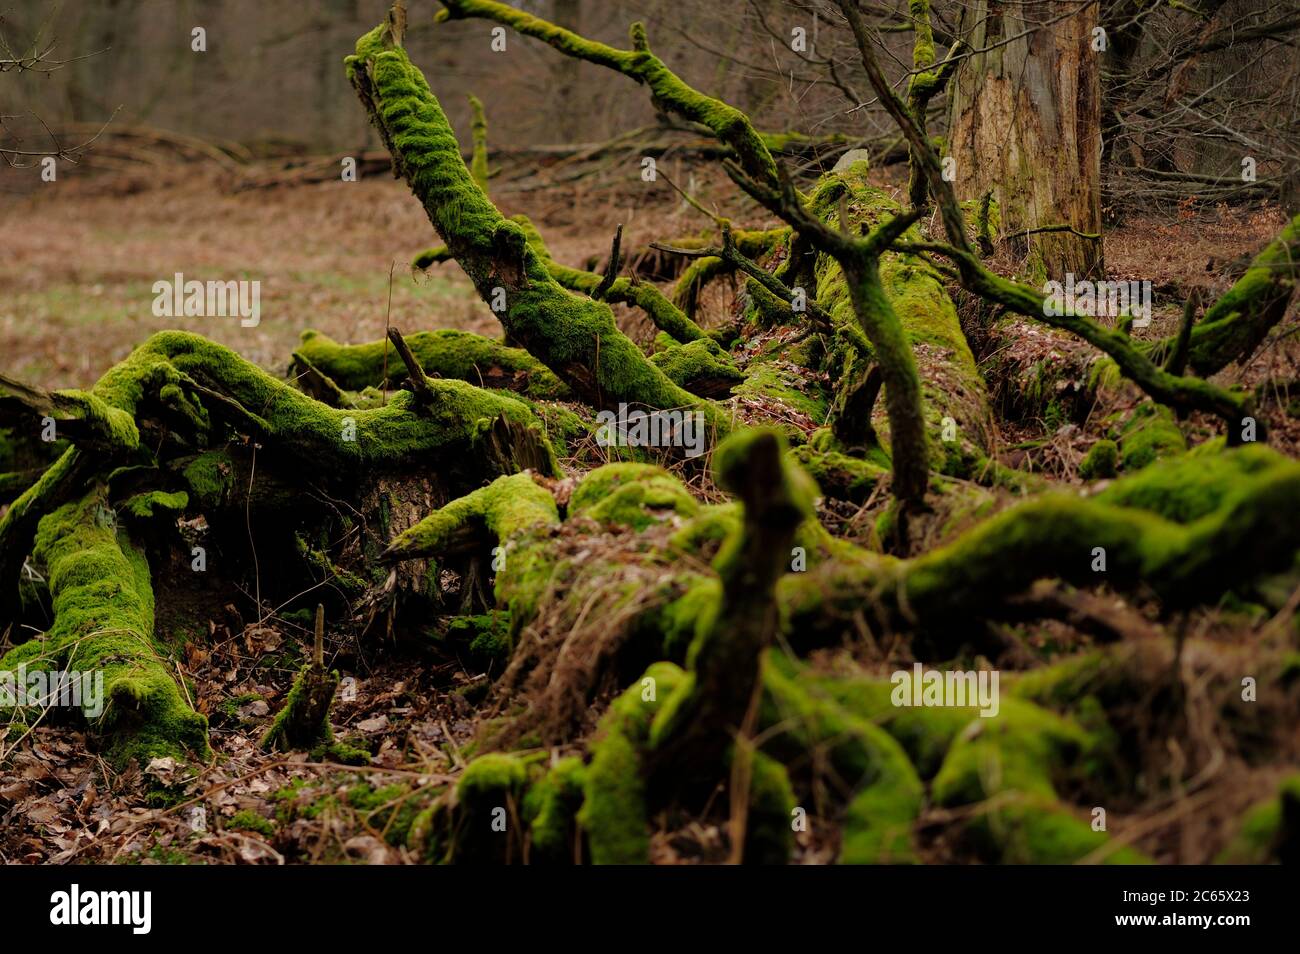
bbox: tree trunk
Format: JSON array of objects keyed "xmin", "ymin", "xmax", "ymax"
[
  {"xmin": 947, "ymin": 0, "xmax": 1103, "ymax": 280},
  {"xmin": 550, "ymin": 0, "xmax": 583, "ymax": 141}
]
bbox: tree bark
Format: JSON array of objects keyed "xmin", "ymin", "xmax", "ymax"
[{"xmin": 947, "ymin": 0, "xmax": 1103, "ymax": 280}]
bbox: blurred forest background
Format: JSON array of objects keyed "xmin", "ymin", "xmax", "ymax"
[
  {"xmin": 5, "ymin": 0, "xmax": 834, "ymax": 161},
  {"xmin": 4, "ymin": 0, "xmax": 1297, "ymax": 207}
]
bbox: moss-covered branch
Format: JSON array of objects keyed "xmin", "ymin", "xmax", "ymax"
[
  {"xmin": 0, "ymin": 448, "xmax": 89, "ymax": 617},
  {"xmin": 294, "ymin": 329, "xmax": 569, "ymax": 400},
  {"xmin": 653, "ymin": 224, "xmax": 836, "ymax": 336},
  {"xmin": 509, "ymin": 214, "xmax": 710, "ymax": 345},
  {"xmin": 467, "ymin": 93, "xmax": 489, "ymax": 189},
  {"xmin": 1149, "ymin": 213, "xmax": 1300, "ymax": 376},
  {"xmin": 902, "ymin": 0, "xmax": 964, "ymax": 209},
  {"xmin": 782, "ymin": 444, "xmax": 1300, "ymax": 640},
  {"xmin": 0, "ymin": 372, "xmax": 140, "ymax": 455},
  {"xmin": 96, "ymin": 331, "xmax": 559, "ymax": 477},
  {"xmin": 382, "ymin": 471, "xmax": 559, "ymax": 562},
  {"xmin": 728, "ymin": 160, "xmax": 936, "ymax": 511},
  {"xmin": 436, "ymin": 0, "xmax": 780, "ymax": 189},
  {"xmin": 261, "ymin": 605, "xmax": 340, "ymax": 752},
  {"xmin": 649, "ymin": 430, "xmax": 817, "ymax": 770},
  {"xmin": 348, "ymin": 12, "xmax": 721, "ymax": 434}
]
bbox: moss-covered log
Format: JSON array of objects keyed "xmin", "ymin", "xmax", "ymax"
[
  {"xmin": 0, "ymin": 486, "xmax": 209, "ymax": 766},
  {"xmin": 510, "ymin": 213, "xmax": 711, "ymax": 346}
]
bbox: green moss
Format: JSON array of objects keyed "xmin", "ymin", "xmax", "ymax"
[
  {"xmin": 1217, "ymin": 774, "xmax": 1300, "ymax": 863},
  {"xmin": 43, "ymin": 387, "xmax": 142, "ymax": 453},
  {"xmin": 385, "ymin": 471, "xmax": 559, "ymax": 561},
  {"xmin": 348, "ymin": 23, "xmax": 722, "ymax": 432},
  {"xmin": 657, "ymin": 577, "xmax": 720, "ymax": 660},
  {"xmin": 181, "ymin": 452, "xmax": 236, "ymax": 509},
  {"xmin": 810, "ymin": 444, "xmax": 1300, "ymax": 627},
  {"xmin": 668, "ymin": 502, "xmax": 740, "ymax": 553},
  {"xmin": 297, "ymin": 536, "xmax": 369, "ymax": 599},
  {"xmin": 345, "ymin": 782, "xmax": 427, "ymax": 845},
  {"xmin": 790, "ymin": 443, "xmax": 887, "ymax": 503},
  {"xmin": 316, "ymin": 738, "xmax": 373, "ymax": 765},
  {"xmin": 743, "ymin": 277, "xmax": 799, "ymax": 328},
  {"xmin": 1007, "ymin": 649, "xmax": 1122, "ymax": 709},
  {"xmin": 295, "ymin": 329, "xmax": 569, "ymax": 400},
  {"xmin": 647, "ymin": 431, "xmax": 818, "ymax": 783},
  {"xmin": 930, "ymin": 698, "xmax": 1146, "ymax": 864},
  {"xmin": 817, "ymin": 673, "xmax": 972, "ymax": 779},
  {"xmin": 524, "ymin": 756, "xmax": 587, "ymax": 863},
  {"xmin": 96, "ymin": 331, "xmax": 558, "ymax": 477},
  {"xmin": 761, "ymin": 659, "xmax": 923, "ymax": 863},
  {"xmin": 1079, "ymin": 439, "xmax": 1118, "ymax": 480},
  {"xmin": 260, "ymin": 661, "xmax": 339, "ymax": 752},
  {"xmin": 1095, "ymin": 441, "xmax": 1279, "ymax": 522},
  {"xmin": 122, "ymin": 490, "xmax": 189, "ymax": 520},
  {"xmin": 673, "ymin": 254, "xmax": 731, "ymax": 319},
  {"xmin": 650, "ymin": 338, "xmax": 744, "ymax": 396},
  {"xmin": 213, "ymin": 692, "xmax": 265, "ymax": 728},
  {"xmin": 1118, "ymin": 403, "xmax": 1186, "ymax": 472},
  {"xmin": 519, "ymin": 214, "xmax": 709, "ymax": 345},
  {"xmin": 227, "ymin": 809, "xmax": 275, "ymax": 837},
  {"xmin": 808, "ymin": 162, "xmax": 990, "ymax": 477},
  {"xmin": 578, "ymin": 661, "xmax": 686, "ymax": 864},
  {"xmin": 731, "ymin": 362, "xmax": 828, "ymax": 430},
  {"xmin": 1173, "ymin": 213, "xmax": 1300, "ymax": 375},
  {"xmin": 503, "ymin": 396, "xmax": 590, "ymax": 459},
  {"xmin": 0, "ymin": 489, "xmax": 209, "ymax": 765},
  {"xmin": 467, "ymin": 93, "xmax": 490, "ymax": 189},
  {"xmin": 740, "ymin": 748, "xmax": 796, "ymax": 864},
  {"xmin": 444, "ymin": 752, "xmax": 530, "ymax": 862},
  {"xmin": 444, "ymin": 610, "xmax": 513, "ymax": 663},
  {"xmin": 569, "ymin": 463, "xmax": 699, "ymax": 531}
]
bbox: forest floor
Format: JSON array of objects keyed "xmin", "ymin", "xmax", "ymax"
[{"xmin": 2, "ymin": 164, "xmax": 1297, "ymax": 864}]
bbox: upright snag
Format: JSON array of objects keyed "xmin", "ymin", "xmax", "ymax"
[{"xmin": 260, "ymin": 604, "xmax": 340, "ymax": 752}]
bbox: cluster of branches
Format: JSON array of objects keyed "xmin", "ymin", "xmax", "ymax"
[
  {"xmin": 1100, "ymin": 0, "xmax": 1300, "ymax": 210},
  {"xmin": 0, "ymin": 7, "xmax": 114, "ymax": 169}
]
